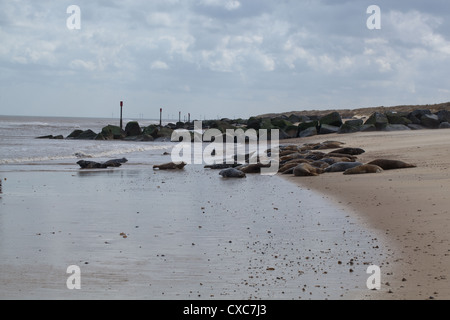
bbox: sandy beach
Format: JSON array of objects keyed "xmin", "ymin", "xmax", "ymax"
[{"xmin": 283, "ymin": 129, "xmax": 450, "ymax": 300}]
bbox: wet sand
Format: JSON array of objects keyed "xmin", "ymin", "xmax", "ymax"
[
  {"xmin": 0, "ymin": 159, "xmax": 388, "ymax": 300},
  {"xmin": 283, "ymin": 129, "xmax": 450, "ymax": 300}
]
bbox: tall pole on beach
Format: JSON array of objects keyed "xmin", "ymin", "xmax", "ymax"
[
  {"xmin": 120, "ymin": 101, "xmax": 123, "ymax": 130},
  {"xmin": 179, "ymin": 111, "xmax": 181, "ymax": 123},
  {"xmin": 160, "ymin": 108, "xmax": 162, "ymax": 127}
]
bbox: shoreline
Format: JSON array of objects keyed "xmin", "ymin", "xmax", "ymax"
[
  {"xmin": 1, "ymin": 153, "xmax": 388, "ymax": 300},
  {"xmin": 281, "ymin": 129, "xmax": 450, "ymax": 299},
  {"xmin": 1, "ymin": 128, "xmax": 449, "ymax": 299}
]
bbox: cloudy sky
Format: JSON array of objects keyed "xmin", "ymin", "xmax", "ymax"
[{"xmin": 1, "ymin": 0, "xmax": 450, "ymax": 120}]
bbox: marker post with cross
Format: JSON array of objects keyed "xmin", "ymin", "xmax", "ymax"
[{"xmin": 120, "ymin": 101, "xmax": 123, "ymax": 130}]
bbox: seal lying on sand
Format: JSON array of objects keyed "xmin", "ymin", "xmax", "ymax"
[
  {"xmin": 299, "ymin": 141, "xmax": 345, "ymax": 151},
  {"xmin": 103, "ymin": 158, "xmax": 128, "ymax": 167},
  {"xmin": 204, "ymin": 163, "xmax": 240, "ymax": 170},
  {"xmin": 331, "ymin": 147, "xmax": 366, "ymax": 155},
  {"xmin": 304, "ymin": 152, "xmax": 326, "ymax": 161},
  {"xmin": 367, "ymin": 159, "xmax": 417, "ymax": 170},
  {"xmin": 278, "ymin": 161, "xmax": 310, "ymax": 174},
  {"xmin": 320, "ymin": 158, "xmax": 339, "ymax": 165},
  {"xmin": 343, "ymin": 164, "xmax": 383, "ymax": 175},
  {"xmin": 310, "ymin": 160, "xmax": 330, "ymax": 169},
  {"xmin": 280, "ymin": 158, "xmax": 311, "ymax": 166},
  {"xmin": 326, "ymin": 153, "xmax": 358, "ymax": 161},
  {"xmin": 324, "ymin": 162, "xmax": 363, "ymax": 173},
  {"xmin": 153, "ymin": 162, "xmax": 187, "ymax": 170},
  {"xmin": 280, "ymin": 153, "xmax": 304, "ymax": 162},
  {"xmin": 77, "ymin": 158, "xmax": 128, "ymax": 169},
  {"xmin": 237, "ymin": 163, "xmax": 271, "ymax": 174},
  {"xmin": 219, "ymin": 168, "xmax": 246, "ymax": 178},
  {"xmin": 77, "ymin": 160, "xmax": 105, "ymax": 169},
  {"xmin": 293, "ymin": 163, "xmax": 323, "ymax": 177}
]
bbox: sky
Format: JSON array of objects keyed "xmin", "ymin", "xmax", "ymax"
[{"xmin": 1, "ymin": 0, "xmax": 450, "ymax": 120}]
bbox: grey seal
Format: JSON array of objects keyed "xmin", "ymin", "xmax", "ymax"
[
  {"xmin": 324, "ymin": 162, "xmax": 363, "ymax": 173},
  {"xmin": 153, "ymin": 162, "xmax": 187, "ymax": 170},
  {"xmin": 343, "ymin": 164, "xmax": 383, "ymax": 175},
  {"xmin": 367, "ymin": 159, "xmax": 416, "ymax": 170},
  {"xmin": 219, "ymin": 168, "xmax": 246, "ymax": 178},
  {"xmin": 293, "ymin": 163, "xmax": 323, "ymax": 177}
]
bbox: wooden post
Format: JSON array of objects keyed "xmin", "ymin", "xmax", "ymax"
[
  {"xmin": 120, "ymin": 101, "xmax": 123, "ymax": 130},
  {"xmin": 179, "ymin": 111, "xmax": 181, "ymax": 123},
  {"xmin": 160, "ymin": 108, "xmax": 162, "ymax": 127}
]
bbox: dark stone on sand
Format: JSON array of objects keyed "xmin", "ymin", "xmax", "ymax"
[
  {"xmin": 407, "ymin": 114, "xmax": 421, "ymax": 125},
  {"xmin": 67, "ymin": 130, "xmax": 84, "ymax": 139},
  {"xmin": 319, "ymin": 124, "xmax": 340, "ymax": 135},
  {"xmin": 260, "ymin": 118, "xmax": 276, "ymax": 130},
  {"xmin": 287, "ymin": 114, "xmax": 306, "ymax": 123},
  {"xmin": 209, "ymin": 120, "xmax": 236, "ymax": 133},
  {"xmin": 319, "ymin": 112, "xmax": 343, "ymax": 127},
  {"xmin": 101, "ymin": 125, "xmax": 126, "ymax": 140},
  {"xmin": 141, "ymin": 134, "xmax": 154, "ymax": 141},
  {"xmin": 166, "ymin": 123, "xmax": 177, "ymax": 130},
  {"xmin": 77, "ymin": 129, "xmax": 98, "ymax": 140},
  {"xmin": 52, "ymin": 135, "xmax": 64, "ymax": 139},
  {"xmin": 156, "ymin": 127, "xmax": 175, "ymax": 139},
  {"xmin": 436, "ymin": 110, "xmax": 450, "ymax": 123},
  {"xmin": 385, "ymin": 112, "xmax": 412, "ymax": 126},
  {"xmin": 284, "ymin": 125, "xmax": 300, "ymax": 138},
  {"xmin": 124, "ymin": 134, "xmax": 154, "ymax": 142},
  {"xmin": 409, "ymin": 109, "xmax": 431, "ymax": 120},
  {"xmin": 271, "ymin": 118, "xmax": 293, "ymax": 129},
  {"xmin": 298, "ymin": 126, "xmax": 317, "ymax": 138},
  {"xmin": 360, "ymin": 124, "xmax": 377, "ymax": 132},
  {"xmin": 142, "ymin": 125, "xmax": 158, "ymax": 137},
  {"xmin": 407, "ymin": 124, "xmax": 426, "ymax": 130},
  {"xmin": 36, "ymin": 135, "xmax": 54, "ymax": 139},
  {"xmin": 125, "ymin": 121, "xmax": 142, "ymax": 137},
  {"xmin": 364, "ymin": 112, "xmax": 388, "ymax": 130},
  {"xmin": 420, "ymin": 114, "xmax": 440, "ymax": 128},
  {"xmin": 176, "ymin": 121, "xmax": 186, "ymax": 129},
  {"xmin": 439, "ymin": 122, "xmax": 450, "ymax": 129},
  {"xmin": 246, "ymin": 117, "xmax": 261, "ymax": 130},
  {"xmin": 278, "ymin": 130, "xmax": 291, "ymax": 140},
  {"xmin": 298, "ymin": 120, "xmax": 319, "ymax": 132},
  {"xmin": 383, "ymin": 124, "xmax": 411, "ymax": 131},
  {"xmin": 123, "ymin": 135, "xmax": 139, "ymax": 141},
  {"xmin": 94, "ymin": 133, "xmax": 106, "ymax": 140},
  {"xmin": 338, "ymin": 123, "xmax": 361, "ymax": 134},
  {"xmin": 345, "ymin": 119, "xmax": 364, "ymax": 127},
  {"xmin": 141, "ymin": 125, "xmax": 174, "ymax": 140}
]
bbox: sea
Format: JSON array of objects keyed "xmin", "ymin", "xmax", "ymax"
[{"xmin": 0, "ymin": 115, "xmax": 173, "ymax": 169}]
